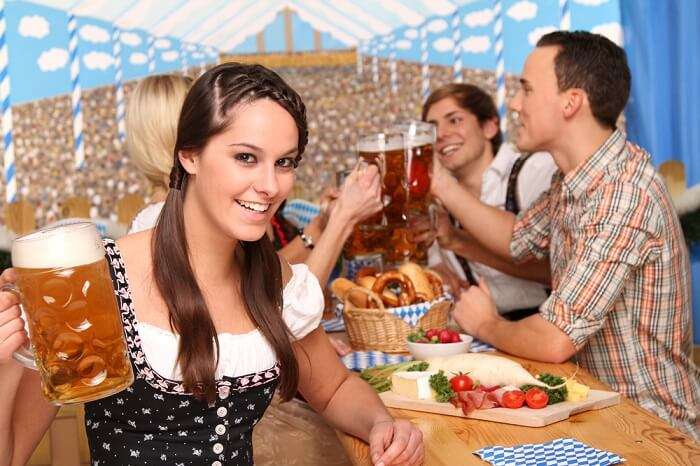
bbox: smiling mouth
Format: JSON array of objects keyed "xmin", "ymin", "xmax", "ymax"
[
  {"xmin": 235, "ymin": 199, "xmax": 271, "ymax": 213},
  {"xmin": 439, "ymin": 143, "xmax": 461, "ymax": 156}
]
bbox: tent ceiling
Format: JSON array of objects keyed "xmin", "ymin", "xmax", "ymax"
[{"xmin": 17, "ymin": 0, "xmax": 469, "ymax": 51}]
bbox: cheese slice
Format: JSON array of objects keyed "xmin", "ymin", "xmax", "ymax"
[
  {"xmin": 391, "ymin": 371, "xmax": 437, "ymax": 401},
  {"xmin": 565, "ymin": 379, "xmax": 590, "ymax": 402}
]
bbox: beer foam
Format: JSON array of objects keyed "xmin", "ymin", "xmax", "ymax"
[
  {"xmin": 12, "ymin": 223, "xmax": 104, "ymax": 269},
  {"xmin": 358, "ymin": 133, "xmax": 405, "ymax": 153},
  {"xmin": 405, "ymin": 134, "xmax": 435, "ymax": 148}
]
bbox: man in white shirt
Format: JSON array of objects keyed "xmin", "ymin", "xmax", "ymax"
[{"xmin": 419, "ymin": 83, "xmax": 557, "ymax": 319}]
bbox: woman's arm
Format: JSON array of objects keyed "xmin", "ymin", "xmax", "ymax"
[
  {"xmin": 0, "ymin": 269, "xmax": 59, "ymax": 466},
  {"xmin": 294, "ymin": 328, "xmax": 423, "ymax": 466}
]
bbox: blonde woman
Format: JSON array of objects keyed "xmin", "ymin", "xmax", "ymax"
[{"xmin": 126, "ymin": 74, "xmax": 192, "ymax": 233}]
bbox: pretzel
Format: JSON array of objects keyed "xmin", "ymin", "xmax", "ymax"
[
  {"xmin": 371, "ymin": 270, "xmax": 416, "ymax": 307},
  {"xmin": 424, "ymin": 269, "xmax": 445, "ymax": 297},
  {"xmin": 398, "ymin": 262, "xmax": 434, "ymax": 301}
]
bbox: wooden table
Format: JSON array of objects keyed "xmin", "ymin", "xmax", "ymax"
[{"xmin": 335, "ymin": 353, "xmax": 700, "ymax": 465}]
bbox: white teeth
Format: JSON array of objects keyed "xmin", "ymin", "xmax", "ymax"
[
  {"xmin": 441, "ymin": 144, "xmax": 460, "ymax": 156},
  {"xmin": 236, "ymin": 200, "xmax": 270, "ymax": 213}
]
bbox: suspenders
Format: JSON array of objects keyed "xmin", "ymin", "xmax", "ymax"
[
  {"xmin": 451, "ymin": 154, "xmax": 531, "ymax": 286},
  {"xmin": 504, "ymin": 154, "xmax": 532, "ymax": 215}
]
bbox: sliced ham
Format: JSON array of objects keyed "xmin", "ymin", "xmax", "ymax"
[{"xmin": 453, "ymin": 389, "xmax": 500, "ymax": 414}]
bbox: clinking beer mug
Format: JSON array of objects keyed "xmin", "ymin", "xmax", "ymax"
[{"xmin": 4, "ymin": 222, "xmax": 133, "ymax": 404}]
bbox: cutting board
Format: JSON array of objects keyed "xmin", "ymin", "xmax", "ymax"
[{"xmin": 380, "ymin": 389, "xmax": 620, "ymax": 427}]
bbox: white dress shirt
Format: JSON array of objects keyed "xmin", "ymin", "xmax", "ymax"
[{"xmin": 429, "ymin": 143, "xmax": 558, "ymax": 313}]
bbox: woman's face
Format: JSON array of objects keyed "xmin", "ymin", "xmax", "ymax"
[{"xmin": 181, "ymin": 98, "xmax": 299, "ymax": 242}]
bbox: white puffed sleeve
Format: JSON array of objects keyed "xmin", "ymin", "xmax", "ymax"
[{"xmin": 282, "ymin": 263, "xmax": 325, "ymax": 340}]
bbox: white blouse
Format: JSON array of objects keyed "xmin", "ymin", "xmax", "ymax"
[{"xmin": 135, "ymin": 263, "xmax": 324, "ymax": 380}]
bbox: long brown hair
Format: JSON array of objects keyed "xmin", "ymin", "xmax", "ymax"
[
  {"xmin": 153, "ymin": 63, "xmax": 308, "ymax": 402},
  {"xmin": 422, "ymin": 83, "xmax": 503, "ymax": 155}
]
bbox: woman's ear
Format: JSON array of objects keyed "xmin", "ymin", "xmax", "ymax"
[{"xmin": 178, "ymin": 150, "xmax": 198, "ymax": 176}]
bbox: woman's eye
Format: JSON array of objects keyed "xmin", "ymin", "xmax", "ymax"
[
  {"xmin": 276, "ymin": 157, "xmax": 298, "ymax": 169},
  {"xmin": 235, "ymin": 153, "xmax": 256, "ymax": 163}
]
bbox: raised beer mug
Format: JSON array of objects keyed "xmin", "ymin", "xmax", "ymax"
[
  {"xmin": 392, "ymin": 120, "xmax": 436, "ymax": 219},
  {"xmin": 3, "ymin": 222, "xmax": 134, "ymax": 404}
]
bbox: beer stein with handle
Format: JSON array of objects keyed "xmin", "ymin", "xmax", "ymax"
[{"xmin": 3, "ymin": 222, "xmax": 134, "ymax": 404}]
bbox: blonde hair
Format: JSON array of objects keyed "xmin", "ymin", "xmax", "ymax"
[{"xmin": 126, "ymin": 74, "xmax": 192, "ymax": 191}]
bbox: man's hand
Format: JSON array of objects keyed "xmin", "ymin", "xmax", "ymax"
[{"xmin": 453, "ymin": 278, "xmax": 503, "ymax": 340}]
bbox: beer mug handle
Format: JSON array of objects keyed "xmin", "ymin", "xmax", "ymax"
[{"xmin": 0, "ymin": 283, "xmax": 38, "ymax": 370}]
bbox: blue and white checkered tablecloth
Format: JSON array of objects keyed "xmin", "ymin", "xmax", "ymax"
[
  {"xmin": 321, "ymin": 316, "xmax": 346, "ymax": 332},
  {"xmin": 342, "ymin": 351, "xmax": 413, "ymax": 371},
  {"xmin": 474, "ymin": 438, "xmax": 625, "ymax": 466},
  {"xmin": 282, "ymin": 199, "xmax": 320, "ymax": 229}
]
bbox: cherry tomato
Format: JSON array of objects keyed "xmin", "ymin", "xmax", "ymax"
[
  {"xmin": 501, "ymin": 390, "xmax": 526, "ymax": 409},
  {"xmin": 450, "ymin": 373, "xmax": 474, "ymax": 392},
  {"xmin": 425, "ymin": 328, "xmax": 440, "ymax": 339},
  {"xmin": 438, "ymin": 329, "xmax": 453, "ymax": 343},
  {"xmin": 525, "ymin": 387, "xmax": 549, "ymax": 409}
]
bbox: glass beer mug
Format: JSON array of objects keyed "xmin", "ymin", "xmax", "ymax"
[
  {"xmin": 393, "ymin": 120, "xmax": 436, "ymax": 219},
  {"xmin": 5, "ymin": 222, "xmax": 133, "ymax": 404}
]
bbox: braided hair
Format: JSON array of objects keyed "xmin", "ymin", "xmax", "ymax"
[{"xmin": 154, "ymin": 63, "xmax": 308, "ymax": 402}]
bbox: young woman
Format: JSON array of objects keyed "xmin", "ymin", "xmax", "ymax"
[{"xmin": 0, "ymin": 63, "xmax": 423, "ymax": 466}]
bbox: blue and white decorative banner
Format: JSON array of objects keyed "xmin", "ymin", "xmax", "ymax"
[
  {"xmin": 451, "ymin": 7, "xmax": 463, "ymax": 82},
  {"xmin": 111, "ymin": 27, "xmax": 125, "ymax": 145},
  {"xmin": 420, "ymin": 24, "xmax": 429, "ymax": 102},
  {"xmin": 356, "ymin": 40, "xmax": 363, "ymax": 76},
  {"xmin": 389, "ymin": 38, "xmax": 398, "ymax": 94},
  {"xmin": 371, "ymin": 43, "xmax": 379, "ymax": 84},
  {"xmin": 560, "ymin": 0, "xmax": 571, "ymax": 31},
  {"xmin": 146, "ymin": 34, "xmax": 155, "ymax": 73},
  {"xmin": 492, "ymin": 0, "xmax": 507, "ymax": 135},
  {"xmin": 67, "ymin": 13, "xmax": 85, "ymax": 170},
  {"xmin": 0, "ymin": 0, "xmax": 15, "ymax": 203}
]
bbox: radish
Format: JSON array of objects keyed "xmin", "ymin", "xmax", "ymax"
[{"xmin": 425, "ymin": 354, "xmax": 550, "ymax": 389}]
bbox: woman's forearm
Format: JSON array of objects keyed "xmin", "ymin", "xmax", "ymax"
[
  {"xmin": 0, "ymin": 363, "xmax": 24, "ymax": 466},
  {"xmin": 304, "ymin": 211, "xmax": 353, "ymax": 285},
  {"xmin": 317, "ymin": 373, "xmax": 393, "ymax": 442}
]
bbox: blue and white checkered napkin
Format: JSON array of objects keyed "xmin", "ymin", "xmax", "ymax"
[
  {"xmin": 342, "ymin": 256, "xmax": 384, "ymax": 281},
  {"xmin": 474, "ymin": 438, "xmax": 625, "ymax": 466},
  {"xmin": 470, "ymin": 339, "xmax": 495, "ymax": 353},
  {"xmin": 282, "ymin": 199, "xmax": 320, "ymax": 229},
  {"xmin": 321, "ymin": 316, "xmax": 345, "ymax": 332},
  {"xmin": 389, "ymin": 294, "xmax": 452, "ymax": 326},
  {"xmin": 342, "ymin": 351, "xmax": 413, "ymax": 371}
]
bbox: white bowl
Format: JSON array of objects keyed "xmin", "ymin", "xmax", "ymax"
[{"xmin": 406, "ymin": 334, "xmax": 473, "ymax": 360}]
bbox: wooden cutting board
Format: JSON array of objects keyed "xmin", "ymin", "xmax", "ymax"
[{"xmin": 380, "ymin": 389, "xmax": 620, "ymax": 427}]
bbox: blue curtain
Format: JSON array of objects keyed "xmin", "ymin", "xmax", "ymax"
[{"xmin": 621, "ymin": 0, "xmax": 700, "ymax": 343}]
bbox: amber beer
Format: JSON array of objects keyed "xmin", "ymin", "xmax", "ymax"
[
  {"xmin": 357, "ymin": 131, "xmax": 408, "ymax": 225},
  {"xmin": 9, "ymin": 223, "xmax": 133, "ymax": 404},
  {"xmin": 396, "ymin": 121, "xmax": 436, "ymax": 218}
]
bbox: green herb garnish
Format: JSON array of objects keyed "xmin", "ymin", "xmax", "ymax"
[
  {"xmin": 521, "ymin": 372, "xmax": 567, "ymax": 404},
  {"xmin": 406, "ymin": 362, "xmax": 429, "ymax": 372},
  {"xmin": 429, "ymin": 370, "xmax": 455, "ymax": 402}
]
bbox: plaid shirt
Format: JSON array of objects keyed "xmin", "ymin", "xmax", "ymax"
[{"xmin": 511, "ymin": 130, "xmax": 699, "ymax": 439}]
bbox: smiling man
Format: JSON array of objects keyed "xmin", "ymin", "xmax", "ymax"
[
  {"xmin": 419, "ymin": 83, "xmax": 556, "ymax": 318},
  {"xmin": 434, "ymin": 30, "xmax": 699, "ymax": 439}
]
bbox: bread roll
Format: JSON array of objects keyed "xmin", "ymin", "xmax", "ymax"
[{"xmin": 398, "ymin": 262, "xmax": 434, "ymax": 301}]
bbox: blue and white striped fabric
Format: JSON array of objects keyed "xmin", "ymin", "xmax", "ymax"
[
  {"xmin": 492, "ymin": 0, "xmax": 507, "ymax": 135},
  {"xmin": 281, "ymin": 199, "xmax": 320, "ymax": 229},
  {"xmin": 475, "ymin": 438, "xmax": 625, "ymax": 466},
  {"xmin": 111, "ymin": 27, "xmax": 125, "ymax": 145},
  {"xmin": 451, "ymin": 7, "xmax": 462, "ymax": 82},
  {"xmin": 560, "ymin": 0, "xmax": 571, "ymax": 30},
  {"xmin": 0, "ymin": 0, "xmax": 16, "ymax": 203},
  {"xmin": 342, "ymin": 351, "xmax": 412, "ymax": 371},
  {"xmin": 67, "ymin": 13, "xmax": 85, "ymax": 171},
  {"xmin": 389, "ymin": 294, "xmax": 452, "ymax": 327},
  {"xmin": 321, "ymin": 316, "xmax": 345, "ymax": 333},
  {"xmin": 146, "ymin": 35, "xmax": 155, "ymax": 73}
]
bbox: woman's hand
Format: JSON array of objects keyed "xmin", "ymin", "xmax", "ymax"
[
  {"xmin": 0, "ymin": 269, "xmax": 27, "ymax": 364},
  {"xmin": 369, "ymin": 418, "xmax": 424, "ymax": 465},
  {"xmin": 330, "ymin": 162, "xmax": 382, "ymax": 228}
]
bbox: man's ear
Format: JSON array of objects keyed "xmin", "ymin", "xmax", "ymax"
[
  {"xmin": 481, "ymin": 116, "xmax": 499, "ymax": 140},
  {"xmin": 178, "ymin": 149, "xmax": 198, "ymax": 175},
  {"xmin": 562, "ymin": 88, "xmax": 585, "ymax": 119}
]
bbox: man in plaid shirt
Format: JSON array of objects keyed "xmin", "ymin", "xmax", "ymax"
[{"xmin": 434, "ymin": 31, "xmax": 699, "ymax": 439}]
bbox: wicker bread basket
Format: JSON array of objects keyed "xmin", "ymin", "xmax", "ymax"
[{"xmin": 342, "ymin": 287, "xmax": 452, "ymax": 353}]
